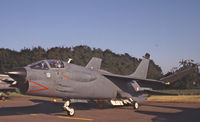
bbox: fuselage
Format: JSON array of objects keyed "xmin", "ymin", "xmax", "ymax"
[
  {"xmin": 22, "ymin": 60, "xmax": 119, "ymax": 99},
  {"xmin": 7, "ymin": 59, "xmax": 146, "ymax": 103}
]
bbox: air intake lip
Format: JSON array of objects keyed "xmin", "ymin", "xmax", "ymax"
[
  {"xmin": 6, "ymin": 67, "xmax": 28, "ymax": 94},
  {"xmin": 6, "ymin": 67, "xmax": 27, "ymax": 83}
]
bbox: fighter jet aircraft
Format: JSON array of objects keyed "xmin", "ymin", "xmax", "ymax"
[
  {"xmin": 0, "ymin": 74, "xmax": 16, "ymax": 100},
  {"xmin": 1, "ymin": 53, "xmax": 195, "ymax": 116}
]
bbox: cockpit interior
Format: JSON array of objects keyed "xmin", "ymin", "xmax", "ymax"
[{"xmin": 30, "ymin": 60, "xmax": 65, "ymax": 70}]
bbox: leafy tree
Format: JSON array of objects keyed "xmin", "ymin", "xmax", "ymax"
[
  {"xmin": 0, "ymin": 45, "xmax": 163, "ymax": 81},
  {"xmin": 168, "ymin": 59, "xmax": 199, "ymax": 89},
  {"xmin": 31, "ymin": 46, "xmax": 46, "ymax": 62}
]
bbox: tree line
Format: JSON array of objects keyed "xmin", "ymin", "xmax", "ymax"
[{"xmin": 0, "ymin": 45, "xmax": 199, "ymax": 89}]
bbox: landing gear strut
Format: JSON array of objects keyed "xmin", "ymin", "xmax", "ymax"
[
  {"xmin": 128, "ymin": 98, "xmax": 140, "ymax": 110},
  {"xmin": 63, "ymin": 100, "xmax": 75, "ymax": 116}
]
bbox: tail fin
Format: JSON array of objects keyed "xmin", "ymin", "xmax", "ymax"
[
  {"xmin": 129, "ymin": 53, "xmax": 150, "ymax": 79},
  {"xmin": 86, "ymin": 57, "xmax": 102, "ymax": 70}
]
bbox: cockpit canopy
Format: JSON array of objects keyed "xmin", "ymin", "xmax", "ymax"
[
  {"xmin": 30, "ymin": 59, "xmax": 64, "ymax": 70},
  {"xmin": 30, "ymin": 61, "xmax": 49, "ymax": 70},
  {"xmin": 47, "ymin": 59, "xmax": 64, "ymax": 68}
]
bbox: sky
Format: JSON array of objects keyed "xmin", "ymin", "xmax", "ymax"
[{"xmin": 0, "ymin": 0, "xmax": 200, "ymax": 73}]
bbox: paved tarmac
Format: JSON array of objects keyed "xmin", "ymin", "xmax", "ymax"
[{"xmin": 0, "ymin": 96, "xmax": 200, "ymax": 122}]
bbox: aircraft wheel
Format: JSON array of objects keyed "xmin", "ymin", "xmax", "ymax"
[
  {"xmin": 63, "ymin": 100, "xmax": 75, "ymax": 116},
  {"xmin": 67, "ymin": 108, "xmax": 75, "ymax": 116},
  {"xmin": 133, "ymin": 102, "xmax": 139, "ymax": 110}
]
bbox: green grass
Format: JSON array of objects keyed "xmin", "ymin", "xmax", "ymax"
[
  {"xmin": 147, "ymin": 89, "xmax": 200, "ymax": 103},
  {"xmin": 9, "ymin": 92, "xmax": 27, "ymax": 97},
  {"xmin": 147, "ymin": 95, "xmax": 200, "ymax": 103},
  {"xmin": 155, "ymin": 89, "xmax": 200, "ymax": 95}
]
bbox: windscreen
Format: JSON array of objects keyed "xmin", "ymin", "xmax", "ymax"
[{"xmin": 30, "ymin": 61, "xmax": 49, "ymax": 70}]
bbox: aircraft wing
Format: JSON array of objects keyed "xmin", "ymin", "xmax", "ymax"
[
  {"xmin": 102, "ymin": 72, "xmax": 166, "ymax": 85},
  {"xmin": 100, "ymin": 53, "xmax": 167, "ymax": 86},
  {"xmin": 101, "ymin": 66, "xmax": 197, "ymax": 86},
  {"xmin": 0, "ymin": 74, "xmax": 16, "ymax": 92},
  {"xmin": 0, "ymin": 81, "xmax": 16, "ymax": 92}
]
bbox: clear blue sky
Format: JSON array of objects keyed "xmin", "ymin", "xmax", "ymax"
[{"xmin": 0, "ymin": 0, "xmax": 200, "ymax": 73}]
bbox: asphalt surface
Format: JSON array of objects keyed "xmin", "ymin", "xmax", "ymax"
[{"xmin": 0, "ymin": 96, "xmax": 200, "ymax": 122}]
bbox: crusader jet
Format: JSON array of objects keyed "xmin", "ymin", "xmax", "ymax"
[
  {"xmin": 0, "ymin": 75, "xmax": 16, "ymax": 100},
  {"xmin": 2, "ymin": 53, "xmax": 194, "ymax": 116}
]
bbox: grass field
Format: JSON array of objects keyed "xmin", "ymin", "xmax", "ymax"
[
  {"xmin": 147, "ymin": 95, "xmax": 200, "ymax": 103},
  {"xmin": 155, "ymin": 89, "xmax": 200, "ymax": 95},
  {"xmin": 147, "ymin": 89, "xmax": 200, "ymax": 103}
]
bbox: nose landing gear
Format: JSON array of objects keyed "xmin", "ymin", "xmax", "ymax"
[{"xmin": 63, "ymin": 100, "xmax": 75, "ymax": 116}]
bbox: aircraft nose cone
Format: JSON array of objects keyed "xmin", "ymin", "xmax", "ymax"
[{"xmin": 6, "ymin": 67, "xmax": 27, "ymax": 82}]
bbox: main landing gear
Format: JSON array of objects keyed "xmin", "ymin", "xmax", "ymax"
[
  {"xmin": 133, "ymin": 101, "xmax": 139, "ymax": 110},
  {"xmin": 129, "ymin": 98, "xmax": 140, "ymax": 110},
  {"xmin": 63, "ymin": 100, "xmax": 75, "ymax": 116},
  {"xmin": 110, "ymin": 98, "xmax": 140, "ymax": 110}
]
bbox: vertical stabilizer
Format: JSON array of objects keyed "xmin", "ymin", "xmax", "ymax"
[
  {"xmin": 86, "ymin": 57, "xmax": 102, "ymax": 70},
  {"xmin": 129, "ymin": 53, "xmax": 150, "ymax": 79}
]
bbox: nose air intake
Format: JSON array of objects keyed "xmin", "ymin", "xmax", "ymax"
[
  {"xmin": 7, "ymin": 67, "xmax": 27, "ymax": 82},
  {"xmin": 6, "ymin": 67, "xmax": 29, "ymax": 93}
]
